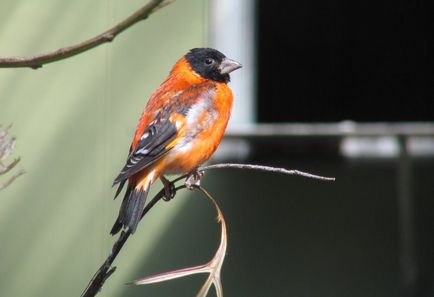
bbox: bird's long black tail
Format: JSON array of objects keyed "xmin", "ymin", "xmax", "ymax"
[{"xmin": 110, "ymin": 186, "xmax": 148, "ymax": 235}]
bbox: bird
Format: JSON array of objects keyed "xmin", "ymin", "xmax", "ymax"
[{"xmin": 110, "ymin": 48, "xmax": 242, "ymax": 235}]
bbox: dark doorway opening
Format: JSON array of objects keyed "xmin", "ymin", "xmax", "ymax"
[{"xmin": 256, "ymin": 0, "xmax": 434, "ymax": 122}]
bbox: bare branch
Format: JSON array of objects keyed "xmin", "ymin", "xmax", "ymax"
[
  {"xmin": 199, "ymin": 163, "xmax": 335, "ymax": 181},
  {"xmin": 80, "ymin": 184, "xmax": 185, "ymax": 297},
  {"xmin": 0, "ymin": 0, "xmax": 175, "ymax": 69},
  {"xmin": 169, "ymin": 163, "xmax": 336, "ymax": 185},
  {"xmin": 80, "ymin": 164, "xmax": 334, "ymax": 297}
]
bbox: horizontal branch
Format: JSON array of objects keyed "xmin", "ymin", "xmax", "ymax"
[
  {"xmin": 169, "ymin": 163, "xmax": 336, "ymax": 185},
  {"xmin": 80, "ymin": 163, "xmax": 334, "ymax": 297},
  {"xmin": 0, "ymin": 0, "xmax": 174, "ymax": 69},
  {"xmin": 198, "ymin": 163, "xmax": 335, "ymax": 181}
]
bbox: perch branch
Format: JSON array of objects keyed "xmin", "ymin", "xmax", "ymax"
[
  {"xmin": 80, "ymin": 163, "xmax": 335, "ymax": 297},
  {"xmin": 199, "ymin": 163, "xmax": 335, "ymax": 181},
  {"xmin": 168, "ymin": 163, "xmax": 335, "ymax": 185},
  {"xmin": 0, "ymin": 0, "xmax": 174, "ymax": 69}
]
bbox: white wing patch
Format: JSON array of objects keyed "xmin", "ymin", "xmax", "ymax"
[
  {"xmin": 135, "ymin": 147, "xmax": 150, "ymax": 155},
  {"xmin": 140, "ymin": 132, "xmax": 149, "ymax": 140}
]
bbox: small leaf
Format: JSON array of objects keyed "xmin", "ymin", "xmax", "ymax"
[{"xmin": 131, "ymin": 264, "xmax": 209, "ymax": 285}]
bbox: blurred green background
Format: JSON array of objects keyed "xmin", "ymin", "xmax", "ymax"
[
  {"xmin": 1, "ymin": 1, "xmax": 434, "ymax": 297},
  {"xmin": 0, "ymin": 0, "xmax": 214, "ymax": 296}
]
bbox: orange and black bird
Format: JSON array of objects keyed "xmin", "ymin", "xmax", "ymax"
[{"xmin": 111, "ymin": 48, "xmax": 242, "ymax": 235}]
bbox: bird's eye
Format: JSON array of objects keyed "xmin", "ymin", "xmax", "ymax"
[{"xmin": 205, "ymin": 58, "xmax": 214, "ymax": 66}]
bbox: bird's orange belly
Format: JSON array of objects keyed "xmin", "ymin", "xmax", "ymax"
[
  {"xmin": 162, "ymin": 134, "xmax": 222, "ymax": 174},
  {"xmin": 158, "ymin": 82, "xmax": 232, "ymax": 176}
]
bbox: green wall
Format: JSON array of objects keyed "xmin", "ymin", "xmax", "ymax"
[
  {"xmin": 0, "ymin": 1, "xmax": 210, "ymax": 296},
  {"xmin": 3, "ymin": 2, "xmax": 431, "ymax": 297}
]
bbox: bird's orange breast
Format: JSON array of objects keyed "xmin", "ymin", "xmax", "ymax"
[
  {"xmin": 131, "ymin": 57, "xmax": 208, "ymax": 150},
  {"xmin": 160, "ymin": 82, "xmax": 233, "ymax": 174}
]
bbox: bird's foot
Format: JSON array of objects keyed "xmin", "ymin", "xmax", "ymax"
[
  {"xmin": 185, "ymin": 170, "xmax": 204, "ymax": 190},
  {"xmin": 160, "ymin": 176, "xmax": 176, "ymax": 201}
]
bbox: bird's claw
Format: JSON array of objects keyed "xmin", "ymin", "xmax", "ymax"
[
  {"xmin": 185, "ymin": 170, "xmax": 204, "ymax": 190},
  {"xmin": 163, "ymin": 183, "xmax": 176, "ymax": 201},
  {"xmin": 160, "ymin": 176, "xmax": 176, "ymax": 201}
]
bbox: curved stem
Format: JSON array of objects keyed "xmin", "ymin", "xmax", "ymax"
[{"xmin": 80, "ymin": 163, "xmax": 334, "ymax": 297}]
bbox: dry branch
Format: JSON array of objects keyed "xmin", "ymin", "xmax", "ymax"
[
  {"xmin": 199, "ymin": 163, "xmax": 335, "ymax": 181},
  {"xmin": 132, "ymin": 186, "xmax": 227, "ymax": 297},
  {"xmin": 0, "ymin": 0, "xmax": 174, "ymax": 69},
  {"xmin": 0, "ymin": 126, "xmax": 24, "ymax": 191},
  {"xmin": 80, "ymin": 164, "xmax": 334, "ymax": 297}
]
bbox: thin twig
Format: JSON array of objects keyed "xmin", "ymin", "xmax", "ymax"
[
  {"xmin": 199, "ymin": 163, "xmax": 335, "ymax": 181},
  {"xmin": 0, "ymin": 126, "xmax": 24, "ymax": 191},
  {"xmin": 0, "ymin": 158, "xmax": 20, "ymax": 175},
  {"xmin": 0, "ymin": 0, "xmax": 175, "ymax": 69},
  {"xmin": 80, "ymin": 164, "xmax": 334, "ymax": 297},
  {"xmin": 0, "ymin": 170, "xmax": 25, "ymax": 191},
  {"xmin": 80, "ymin": 184, "xmax": 185, "ymax": 297},
  {"xmin": 170, "ymin": 163, "xmax": 335, "ymax": 185}
]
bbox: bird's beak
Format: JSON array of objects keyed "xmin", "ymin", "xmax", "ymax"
[{"xmin": 219, "ymin": 58, "xmax": 242, "ymax": 74}]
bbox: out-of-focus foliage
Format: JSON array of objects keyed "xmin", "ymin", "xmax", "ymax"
[{"xmin": 0, "ymin": 126, "xmax": 24, "ymax": 191}]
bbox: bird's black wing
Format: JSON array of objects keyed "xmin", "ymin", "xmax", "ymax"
[{"xmin": 113, "ymin": 118, "xmax": 177, "ymax": 187}]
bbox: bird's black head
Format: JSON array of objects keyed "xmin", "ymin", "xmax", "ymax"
[{"xmin": 185, "ymin": 48, "xmax": 242, "ymax": 83}]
